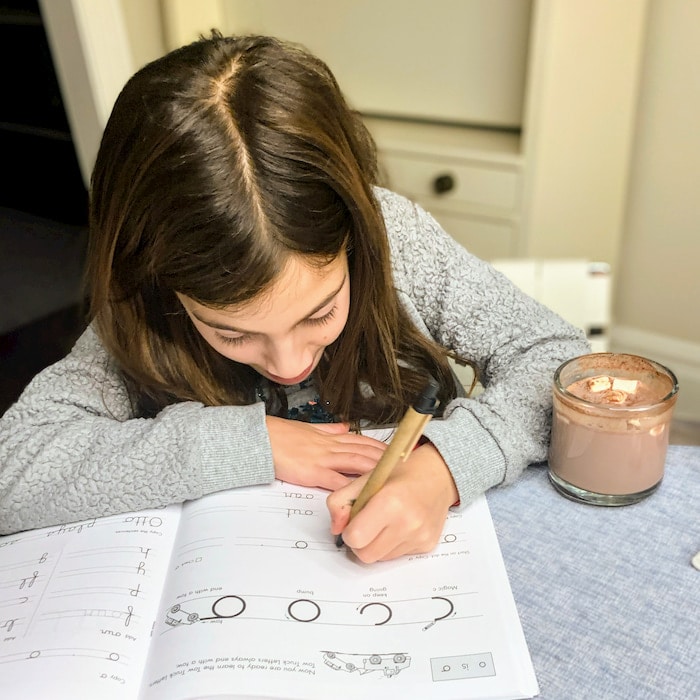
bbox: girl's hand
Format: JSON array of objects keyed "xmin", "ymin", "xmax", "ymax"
[
  {"xmin": 327, "ymin": 442, "xmax": 459, "ymax": 563},
  {"xmin": 266, "ymin": 416, "xmax": 387, "ymax": 491}
]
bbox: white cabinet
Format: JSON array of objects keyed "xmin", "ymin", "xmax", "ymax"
[
  {"xmin": 378, "ymin": 152, "xmax": 519, "ymax": 212},
  {"xmin": 366, "ymin": 1, "xmax": 648, "ymax": 269},
  {"xmin": 364, "ymin": 117, "xmax": 522, "ymax": 259}
]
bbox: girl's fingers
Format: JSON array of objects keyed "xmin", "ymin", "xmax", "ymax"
[
  {"xmin": 314, "ymin": 470, "xmax": 353, "ymax": 492},
  {"xmin": 329, "ymin": 446, "xmax": 457, "ymax": 562},
  {"xmin": 326, "ymin": 473, "xmax": 369, "ymax": 533},
  {"xmin": 313, "ymin": 422, "xmax": 351, "ymax": 434},
  {"xmin": 322, "ymin": 448, "xmax": 384, "ymax": 474}
]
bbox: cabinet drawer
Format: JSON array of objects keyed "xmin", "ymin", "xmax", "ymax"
[
  {"xmin": 425, "ymin": 208, "xmax": 516, "ymax": 261},
  {"xmin": 379, "ymin": 152, "xmax": 520, "ymax": 213}
]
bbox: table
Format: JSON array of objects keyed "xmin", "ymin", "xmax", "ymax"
[{"xmin": 487, "ymin": 445, "xmax": 700, "ymax": 699}]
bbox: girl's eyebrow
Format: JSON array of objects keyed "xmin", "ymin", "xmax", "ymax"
[{"xmin": 191, "ymin": 275, "xmax": 347, "ymax": 333}]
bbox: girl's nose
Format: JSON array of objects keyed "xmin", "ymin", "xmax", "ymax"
[{"xmin": 264, "ymin": 340, "xmax": 313, "ymax": 383}]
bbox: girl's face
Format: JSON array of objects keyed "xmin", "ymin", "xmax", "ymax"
[{"xmin": 177, "ymin": 252, "xmax": 350, "ymax": 385}]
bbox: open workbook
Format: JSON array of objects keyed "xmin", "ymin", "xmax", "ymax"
[{"xmin": 0, "ymin": 478, "xmax": 538, "ymax": 699}]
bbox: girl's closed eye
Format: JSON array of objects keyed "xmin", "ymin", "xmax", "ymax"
[
  {"xmin": 215, "ymin": 307, "xmax": 336, "ymax": 345},
  {"xmin": 216, "ymin": 333, "xmax": 250, "ymax": 346},
  {"xmin": 305, "ymin": 306, "xmax": 337, "ymax": 327}
]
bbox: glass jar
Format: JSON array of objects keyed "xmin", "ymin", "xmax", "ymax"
[{"xmin": 548, "ymin": 353, "xmax": 679, "ymax": 506}]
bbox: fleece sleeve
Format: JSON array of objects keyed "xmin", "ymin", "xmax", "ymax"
[
  {"xmin": 377, "ymin": 189, "xmax": 591, "ymax": 507},
  {"xmin": 0, "ymin": 327, "xmax": 275, "ymax": 534}
]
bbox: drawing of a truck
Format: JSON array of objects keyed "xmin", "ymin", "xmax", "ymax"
[
  {"xmin": 322, "ymin": 651, "xmax": 410, "ymax": 677},
  {"xmin": 165, "ymin": 603, "xmax": 200, "ymax": 626}
]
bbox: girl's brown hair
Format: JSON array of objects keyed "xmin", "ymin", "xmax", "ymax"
[{"xmin": 87, "ymin": 32, "xmax": 457, "ymax": 423}]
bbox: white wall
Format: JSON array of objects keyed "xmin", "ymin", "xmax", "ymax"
[{"xmin": 611, "ymin": 0, "xmax": 700, "ymax": 421}]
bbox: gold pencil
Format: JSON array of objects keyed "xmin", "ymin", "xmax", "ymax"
[{"xmin": 336, "ymin": 378, "xmax": 440, "ymax": 547}]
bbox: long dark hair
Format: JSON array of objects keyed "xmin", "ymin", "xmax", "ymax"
[{"xmin": 86, "ymin": 32, "xmax": 457, "ymax": 423}]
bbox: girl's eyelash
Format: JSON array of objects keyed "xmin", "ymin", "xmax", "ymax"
[
  {"xmin": 215, "ymin": 307, "xmax": 336, "ymax": 345},
  {"xmin": 216, "ymin": 333, "xmax": 249, "ymax": 346},
  {"xmin": 305, "ymin": 306, "xmax": 336, "ymax": 326}
]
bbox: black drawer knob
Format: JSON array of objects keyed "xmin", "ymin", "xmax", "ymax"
[{"xmin": 432, "ymin": 173, "xmax": 455, "ymax": 195}]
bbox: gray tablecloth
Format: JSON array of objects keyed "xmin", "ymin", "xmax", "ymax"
[{"xmin": 487, "ymin": 445, "xmax": 700, "ymax": 699}]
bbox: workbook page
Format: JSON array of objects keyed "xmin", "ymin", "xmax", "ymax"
[
  {"xmin": 140, "ymin": 482, "xmax": 538, "ymax": 700},
  {"xmin": 0, "ymin": 507, "xmax": 181, "ymax": 700}
]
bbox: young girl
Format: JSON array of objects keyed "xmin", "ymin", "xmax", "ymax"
[{"xmin": 0, "ymin": 33, "xmax": 588, "ymax": 560}]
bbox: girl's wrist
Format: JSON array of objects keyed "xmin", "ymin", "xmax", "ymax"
[{"xmin": 412, "ymin": 442, "xmax": 460, "ymax": 508}]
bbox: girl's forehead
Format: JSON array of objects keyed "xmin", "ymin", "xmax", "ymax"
[{"xmin": 209, "ymin": 251, "xmax": 348, "ymax": 320}]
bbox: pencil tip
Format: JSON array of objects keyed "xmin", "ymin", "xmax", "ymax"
[{"xmin": 335, "ymin": 534, "xmax": 344, "ymax": 548}]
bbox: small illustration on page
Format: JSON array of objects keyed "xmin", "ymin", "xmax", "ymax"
[
  {"xmin": 322, "ymin": 650, "xmax": 411, "ymax": 677},
  {"xmin": 165, "ymin": 604, "xmax": 200, "ymax": 626}
]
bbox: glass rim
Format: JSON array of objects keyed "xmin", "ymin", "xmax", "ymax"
[{"xmin": 553, "ymin": 352, "xmax": 679, "ymax": 412}]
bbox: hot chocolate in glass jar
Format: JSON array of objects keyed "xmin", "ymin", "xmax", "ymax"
[{"xmin": 548, "ymin": 353, "xmax": 679, "ymax": 506}]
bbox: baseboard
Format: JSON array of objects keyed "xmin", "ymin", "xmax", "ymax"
[{"xmin": 610, "ymin": 326, "xmax": 700, "ymax": 422}]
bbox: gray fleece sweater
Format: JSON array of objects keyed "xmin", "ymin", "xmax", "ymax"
[{"xmin": 0, "ymin": 189, "xmax": 589, "ymax": 534}]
